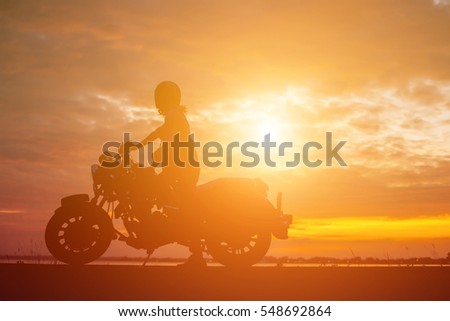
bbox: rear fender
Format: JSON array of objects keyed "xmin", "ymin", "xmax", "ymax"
[{"xmin": 271, "ymin": 212, "xmax": 292, "ymax": 240}]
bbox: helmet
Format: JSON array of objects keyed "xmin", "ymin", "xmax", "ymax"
[{"xmin": 154, "ymin": 81, "xmax": 181, "ymax": 114}]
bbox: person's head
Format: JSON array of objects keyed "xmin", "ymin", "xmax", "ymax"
[{"xmin": 154, "ymin": 81, "xmax": 183, "ymax": 115}]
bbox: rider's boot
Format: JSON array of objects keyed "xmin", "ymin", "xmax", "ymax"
[{"xmin": 178, "ymin": 241, "xmax": 206, "ymax": 268}]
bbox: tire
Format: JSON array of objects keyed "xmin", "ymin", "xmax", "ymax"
[
  {"xmin": 45, "ymin": 203, "xmax": 113, "ymax": 265},
  {"xmin": 206, "ymin": 228, "xmax": 272, "ymax": 267}
]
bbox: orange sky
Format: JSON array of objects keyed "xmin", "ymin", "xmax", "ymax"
[{"xmin": 1, "ymin": 0, "xmax": 450, "ymax": 259}]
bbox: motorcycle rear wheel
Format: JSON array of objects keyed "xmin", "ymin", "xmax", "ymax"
[
  {"xmin": 207, "ymin": 229, "xmax": 271, "ymax": 267},
  {"xmin": 45, "ymin": 204, "xmax": 113, "ymax": 265}
]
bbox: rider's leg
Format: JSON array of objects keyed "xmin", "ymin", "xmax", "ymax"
[{"xmin": 176, "ymin": 180, "xmax": 206, "ymax": 267}]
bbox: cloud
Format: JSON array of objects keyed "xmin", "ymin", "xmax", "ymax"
[
  {"xmin": 433, "ymin": 0, "xmax": 450, "ymax": 6},
  {"xmin": 291, "ymin": 214, "xmax": 450, "ymax": 241},
  {"xmin": 0, "ymin": 210, "xmax": 22, "ymax": 214}
]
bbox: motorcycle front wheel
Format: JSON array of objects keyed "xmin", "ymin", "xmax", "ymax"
[
  {"xmin": 206, "ymin": 228, "xmax": 272, "ymax": 267},
  {"xmin": 45, "ymin": 204, "xmax": 113, "ymax": 265}
]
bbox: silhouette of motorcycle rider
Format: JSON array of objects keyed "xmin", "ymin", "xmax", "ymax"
[{"xmin": 135, "ymin": 81, "xmax": 204, "ymax": 267}]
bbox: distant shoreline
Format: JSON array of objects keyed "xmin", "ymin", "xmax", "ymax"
[{"xmin": 1, "ymin": 255, "xmax": 449, "ymax": 267}]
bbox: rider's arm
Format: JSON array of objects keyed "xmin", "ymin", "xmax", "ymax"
[{"xmin": 140, "ymin": 126, "xmax": 163, "ymax": 146}]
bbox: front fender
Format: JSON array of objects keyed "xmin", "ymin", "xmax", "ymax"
[
  {"xmin": 60, "ymin": 194, "xmax": 90, "ymax": 207},
  {"xmin": 57, "ymin": 194, "xmax": 115, "ymax": 239}
]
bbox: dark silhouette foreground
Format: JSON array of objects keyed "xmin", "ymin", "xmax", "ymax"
[{"xmin": 1, "ymin": 264, "xmax": 449, "ymax": 300}]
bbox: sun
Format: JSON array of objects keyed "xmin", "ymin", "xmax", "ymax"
[
  {"xmin": 232, "ymin": 91, "xmax": 300, "ymax": 142},
  {"xmin": 256, "ymin": 118, "xmax": 283, "ymax": 141}
]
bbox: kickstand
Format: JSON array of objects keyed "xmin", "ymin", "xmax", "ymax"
[{"xmin": 142, "ymin": 249, "xmax": 153, "ymax": 267}]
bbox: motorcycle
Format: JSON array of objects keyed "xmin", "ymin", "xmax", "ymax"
[{"xmin": 45, "ymin": 158, "xmax": 292, "ymax": 267}]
